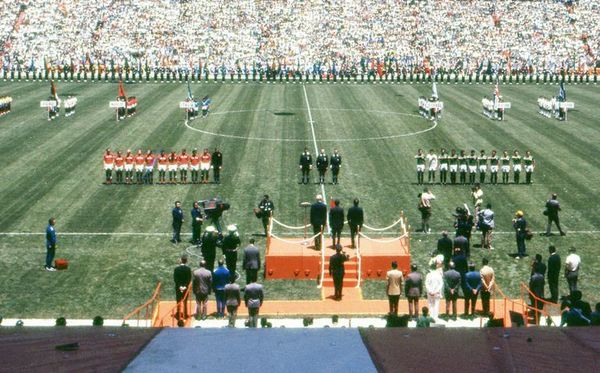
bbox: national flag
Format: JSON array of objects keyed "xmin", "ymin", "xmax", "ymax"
[
  {"xmin": 432, "ymin": 82, "xmax": 438, "ymax": 99},
  {"xmin": 118, "ymin": 80, "xmax": 126, "ymax": 97},
  {"xmin": 558, "ymin": 82, "xmax": 566, "ymax": 102}
]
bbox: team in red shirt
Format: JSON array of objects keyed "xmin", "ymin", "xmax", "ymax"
[{"xmin": 103, "ymin": 148, "xmax": 222, "ymax": 184}]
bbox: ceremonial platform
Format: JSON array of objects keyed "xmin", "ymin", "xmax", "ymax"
[{"xmin": 265, "ymin": 214, "xmax": 411, "ymax": 284}]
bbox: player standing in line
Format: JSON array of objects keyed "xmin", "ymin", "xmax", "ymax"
[
  {"xmin": 512, "ymin": 150, "xmax": 522, "ymax": 184},
  {"xmin": 489, "ymin": 150, "xmax": 499, "ymax": 185},
  {"xmin": 523, "ymin": 150, "xmax": 535, "ymax": 185},
  {"xmin": 415, "ymin": 149, "xmax": 425, "ymax": 185},
  {"xmin": 438, "ymin": 148, "xmax": 448, "ymax": 185},
  {"xmin": 330, "ymin": 148, "xmax": 342, "ymax": 185},
  {"xmin": 426, "ymin": 149, "xmax": 438, "ymax": 184},
  {"xmin": 467, "ymin": 149, "xmax": 477, "ymax": 185},
  {"xmin": 144, "ymin": 150, "xmax": 155, "ymax": 184},
  {"xmin": 299, "ymin": 147, "xmax": 313, "ymax": 185},
  {"xmin": 200, "ymin": 148, "xmax": 212, "ymax": 183},
  {"xmin": 316, "ymin": 149, "xmax": 328, "ymax": 185},
  {"xmin": 458, "ymin": 150, "xmax": 468, "ymax": 185},
  {"xmin": 157, "ymin": 151, "xmax": 168, "ymax": 184},
  {"xmin": 114, "ymin": 151, "xmax": 125, "ymax": 184},
  {"xmin": 211, "ymin": 147, "xmax": 223, "ymax": 184},
  {"xmin": 103, "ymin": 149, "xmax": 114, "ymax": 184},
  {"xmin": 179, "ymin": 149, "xmax": 189, "ymax": 184},
  {"xmin": 124, "ymin": 149, "xmax": 134, "ymax": 184},
  {"xmin": 201, "ymin": 96, "xmax": 211, "ymax": 118},
  {"xmin": 500, "ymin": 150, "xmax": 511, "ymax": 184},
  {"xmin": 134, "ymin": 149, "xmax": 145, "ymax": 184},
  {"xmin": 477, "ymin": 150, "xmax": 488, "ymax": 184},
  {"xmin": 190, "ymin": 148, "xmax": 200, "ymax": 184},
  {"xmin": 448, "ymin": 149, "xmax": 458, "ymax": 185},
  {"xmin": 168, "ymin": 151, "xmax": 178, "ymax": 184}
]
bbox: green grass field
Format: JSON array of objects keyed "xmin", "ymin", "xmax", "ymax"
[{"xmin": 0, "ymin": 80, "xmax": 598, "ymax": 319}]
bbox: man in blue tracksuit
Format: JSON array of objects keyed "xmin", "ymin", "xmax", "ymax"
[{"xmin": 45, "ymin": 218, "xmax": 57, "ymax": 271}]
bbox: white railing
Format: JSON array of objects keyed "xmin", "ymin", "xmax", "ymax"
[
  {"xmin": 317, "ymin": 229, "xmax": 325, "ymax": 289},
  {"xmin": 355, "ymin": 228, "xmax": 362, "ymax": 288}
]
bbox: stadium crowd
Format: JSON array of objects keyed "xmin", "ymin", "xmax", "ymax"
[{"xmin": 1, "ymin": 1, "xmax": 598, "ymax": 76}]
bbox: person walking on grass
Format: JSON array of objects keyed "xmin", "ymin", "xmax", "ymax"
[{"xmin": 45, "ymin": 217, "xmax": 57, "ymax": 271}]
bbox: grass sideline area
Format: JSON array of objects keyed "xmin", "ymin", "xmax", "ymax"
[{"xmin": 0, "ymin": 80, "xmax": 598, "ymax": 319}]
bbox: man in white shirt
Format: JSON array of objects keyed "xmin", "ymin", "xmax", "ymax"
[
  {"xmin": 565, "ymin": 247, "xmax": 581, "ymax": 293},
  {"xmin": 425, "ymin": 262, "xmax": 444, "ymax": 319},
  {"xmin": 419, "ymin": 188, "xmax": 436, "ymax": 234},
  {"xmin": 426, "ymin": 149, "xmax": 438, "ymax": 184}
]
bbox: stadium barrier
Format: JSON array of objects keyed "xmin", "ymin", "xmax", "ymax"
[
  {"xmin": 519, "ymin": 282, "xmax": 560, "ymax": 326},
  {"xmin": 155, "ymin": 281, "xmax": 194, "ymax": 327},
  {"xmin": 2, "ymin": 69, "xmax": 597, "ymax": 85},
  {"xmin": 121, "ymin": 282, "xmax": 162, "ymax": 327}
]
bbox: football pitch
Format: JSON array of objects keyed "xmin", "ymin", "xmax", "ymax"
[{"xmin": 0, "ymin": 80, "xmax": 599, "ymax": 319}]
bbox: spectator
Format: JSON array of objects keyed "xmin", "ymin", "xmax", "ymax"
[
  {"xmin": 212, "ymin": 259, "xmax": 230, "ymax": 318},
  {"xmin": 173, "ymin": 255, "xmax": 192, "ymax": 321},
  {"xmin": 564, "ymin": 247, "xmax": 581, "ymax": 293},
  {"xmin": 529, "ymin": 266, "xmax": 545, "ymax": 324},
  {"xmin": 405, "ymin": 264, "xmax": 423, "ymax": 319},
  {"xmin": 590, "ymin": 303, "xmax": 600, "ymax": 326},
  {"xmin": 443, "ymin": 262, "xmax": 461, "ymax": 320},
  {"xmin": 479, "ymin": 258, "xmax": 495, "ymax": 317},
  {"xmin": 386, "ymin": 261, "xmax": 403, "ymax": 316},
  {"xmin": 531, "ymin": 254, "xmax": 547, "ymax": 278},
  {"xmin": 244, "ymin": 279, "xmax": 264, "ymax": 328},
  {"xmin": 192, "ymin": 260, "xmax": 212, "ymax": 321},
  {"xmin": 547, "ymin": 245, "xmax": 561, "ymax": 303},
  {"xmin": 416, "ymin": 307, "xmax": 435, "ymax": 328},
  {"xmin": 242, "ymin": 238, "xmax": 261, "ymax": 284},
  {"xmin": 224, "ymin": 274, "xmax": 241, "ymax": 327}
]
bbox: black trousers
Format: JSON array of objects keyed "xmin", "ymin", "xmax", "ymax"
[
  {"xmin": 224, "ymin": 251, "xmax": 237, "ymax": 275},
  {"xmin": 481, "ymin": 290, "xmax": 491, "ymax": 315},
  {"xmin": 301, "ymin": 168, "xmax": 310, "ymax": 183},
  {"xmin": 548, "ymin": 274, "xmax": 559, "ymax": 302},
  {"xmin": 332, "ymin": 272, "xmax": 344, "ymax": 298},
  {"xmin": 313, "ymin": 224, "xmax": 323, "ymax": 249},
  {"xmin": 246, "ymin": 269, "xmax": 258, "ymax": 284}
]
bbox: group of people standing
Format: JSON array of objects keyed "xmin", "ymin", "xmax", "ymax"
[
  {"xmin": 415, "ymin": 148, "xmax": 535, "ymax": 185},
  {"xmin": 102, "ymin": 147, "xmax": 222, "ymax": 185},
  {"xmin": 299, "ymin": 148, "xmax": 342, "ymax": 185}
]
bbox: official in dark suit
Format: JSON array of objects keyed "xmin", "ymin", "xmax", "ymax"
[
  {"xmin": 171, "ymin": 201, "xmax": 184, "ymax": 243},
  {"xmin": 243, "ymin": 239, "xmax": 261, "ymax": 284},
  {"xmin": 329, "ymin": 199, "xmax": 344, "ymax": 247},
  {"xmin": 437, "ymin": 231, "xmax": 453, "ymax": 269},
  {"xmin": 453, "ymin": 235, "xmax": 469, "ymax": 258},
  {"xmin": 299, "ymin": 147, "xmax": 312, "ymax": 184},
  {"xmin": 547, "ymin": 245, "xmax": 561, "ymax": 302},
  {"xmin": 513, "ymin": 211, "xmax": 527, "ymax": 258},
  {"xmin": 544, "ymin": 193, "xmax": 565, "ymax": 236},
  {"xmin": 330, "ymin": 149, "xmax": 342, "ymax": 184},
  {"xmin": 464, "ymin": 263, "xmax": 481, "ymax": 317},
  {"xmin": 174, "ymin": 255, "xmax": 192, "ymax": 320},
  {"xmin": 529, "ymin": 270, "xmax": 545, "ymax": 324},
  {"xmin": 404, "ymin": 264, "xmax": 423, "ymax": 318},
  {"xmin": 190, "ymin": 201, "xmax": 203, "ymax": 244},
  {"xmin": 257, "ymin": 195, "xmax": 274, "ymax": 237},
  {"xmin": 310, "ymin": 195, "xmax": 327, "ymax": 249},
  {"xmin": 443, "ymin": 262, "xmax": 461, "ymax": 319},
  {"xmin": 316, "ymin": 149, "xmax": 328, "ymax": 184},
  {"xmin": 244, "ymin": 281, "xmax": 264, "ymax": 328},
  {"xmin": 201, "ymin": 226, "xmax": 219, "ymax": 272},
  {"xmin": 347, "ymin": 198, "xmax": 364, "ymax": 248},
  {"xmin": 211, "ymin": 147, "xmax": 223, "ymax": 184},
  {"xmin": 329, "ymin": 245, "xmax": 349, "ymax": 300},
  {"xmin": 222, "ymin": 225, "xmax": 241, "ymax": 275}
]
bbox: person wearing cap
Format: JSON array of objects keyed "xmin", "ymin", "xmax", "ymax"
[
  {"xmin": 512, "ymin": 210, "xmax": 527, "ymax": 259},
  {"xmin": 310, "ymin": 194, "xmax": 327, "ymax": 250},
  {"xmin": 544, "ymin": 193, "xmax": 565, "ymax": 237},
  {"xmin": 329, "ymin": 244, "xmax": 349, "ymax": 300},
  {"xmin": 173, "ymin": 255, "xmax": 192, "ymax": 320},
  {"xmin": 386, "ymin": 261, "xmax": 403, "ymax": 315},
  {"xmin": 299, "ymin": 147, "xmax": 312, "ymax": 185},
  {"xmin": 201, "ymin": 226, "xmax": 219, "ymax": 272},
  {"xmin": 258, "ymin": 194, "xmax": 274, "ymax": 237},
  {"xmin": 222, "ymin": 225, "xmax": 241, "ymax": 275},
  {"xmin": 564, "ymin": 247, "xmax": 581, "ymax": 293}
]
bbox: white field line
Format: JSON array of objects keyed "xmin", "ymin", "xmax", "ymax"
[{"xmin": 1, "ymin": 230, "xmax": 599, "ymax": 237}]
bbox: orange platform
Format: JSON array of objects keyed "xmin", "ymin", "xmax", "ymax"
[{"xmin": 265, "ymin": 236, "xmax": 410, "ymax": 282}]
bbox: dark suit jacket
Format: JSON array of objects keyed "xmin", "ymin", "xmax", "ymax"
[
  {"xmin": 329, "ymin": 252, "xmax": 348, "ymax": 276},
  {"xmin": 453, "ymin": 236, "xmax": 469, "ymax": 252},
  {"xmin": 329, "ymin": 206, "xmax": 345, "ymax": 230},
  {"xmin": 174, "ymin": 264, "xmax": 192, "ymax": 290},
  {"xmin": 529, "ymin": 272, "xmax": 545, "ymax": 299},
  {"xmin": 437, "ymin": 236, "xmax": 453, "ymax": 260},
  {"xmin": 404, "ymin": 271, "xmax": 423, "ymax": 297},
  {"xmin": 465, "ymin": 271, "xmax": 482, "ymax": 293},
  {"xmin": 347, "ymin": 206, "xmax": 364, "ymax": 227},
  {"xmin": 243, "ymin": 244, "xmax": 261, "ymax": 270},
  {"xmin": 443, "ymin": 269, "xmax": 461, "ymax": 293},
  {"xmin": 172, "ymin": 207, "xmax": 184, "ymax": 227},
  {"xmin": 310, "ymin": 202, "xmax": 327, "ymax": 226},
  {"xmin": 547, "ymin": 253, "xmax": 561, "ymax": 279},
  {"xmin": 244, "ymin": 282, "xmax": 264, "ymax": 307}
]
